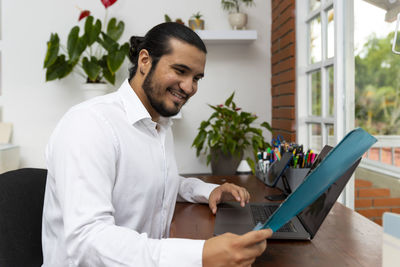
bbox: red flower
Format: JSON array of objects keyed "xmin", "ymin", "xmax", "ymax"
[
  {"xmin": 78, "ymin": 10, "xmax": 91, "ymax": 21},
  {"xmin": 234, "ymin": 107, "xmax": 241, "ymax": 111},
  {"xmin": 101, "ymin": 0, "xmax": 117, "ymax": 8},
  {"xmin": 217, "ymin": 104, "xmax": 224, "ymax": 108}
]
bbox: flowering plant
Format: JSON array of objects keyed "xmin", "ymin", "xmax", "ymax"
[
  {"xmin": 192, "ymin": 92, "xmax": 272, "ymax": 171},
  {"xmin": 43, "ymin": 0, "xmax": 129, "ymax": 84}
]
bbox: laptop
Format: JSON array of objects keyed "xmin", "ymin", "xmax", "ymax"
[{"xmin": 214, "ymin": 150, "xmax": 361, "ymax": 240}]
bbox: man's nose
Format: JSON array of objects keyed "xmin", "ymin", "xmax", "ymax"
[{"xmin": 179, "ymin": 77, "xmax": 195, "ymax": 95}]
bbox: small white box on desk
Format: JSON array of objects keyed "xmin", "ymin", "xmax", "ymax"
[
  {"xmin": 383, "ymin": 212, "xmax": 400, "ymax": 267},
  {"xmin": 0, "ymin": 144, "xmax": 19, "ymax": 173}
]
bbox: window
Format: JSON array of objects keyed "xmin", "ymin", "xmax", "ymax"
[
  {"xmin": 296, "ymin": 0, "xmax": 355, "ymax": 208},
  {"xmin": 298, "ymin": 0, "xmax": 336, "ymax": 151},
  {"xmin": 0, "ymin": 0, "xmax": 2, "ymax": 97}
]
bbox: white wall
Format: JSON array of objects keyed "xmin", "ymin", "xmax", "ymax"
[{"xmin": 1, "ymin": 0, "xmax": 271, "ymax": 174}]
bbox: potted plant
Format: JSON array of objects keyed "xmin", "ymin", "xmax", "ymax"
[
  {"xmin": 221, "ymin": 0, "xmax": 255, "ymax": 30},
  {"xmin": 164, "ymin": 14, "xmax": 185, "ymax": 25},
  {"xmin": 192, "ymin": 92, "xmax": 272, "ymax": 175},
  {"xmin": 188, "ymin": 12, "xmax": 205, "ymax": 30},
  {"xmin": 43, "ymin": 0, "xmax": 129, "ymax": 99}
]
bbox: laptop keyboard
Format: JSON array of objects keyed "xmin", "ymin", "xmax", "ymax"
[{"xmin": 250, "ymin": 204, "xmax": 296, "ymax": 232}]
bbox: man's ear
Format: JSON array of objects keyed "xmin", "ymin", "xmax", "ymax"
[{"xmin": 138, "ymin": 49, "xmax": 152, "ymax": 75}]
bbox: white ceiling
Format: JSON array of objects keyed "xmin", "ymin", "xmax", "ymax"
[{"xmin": 363, "ymin": 0, "xmax": 400, "ymax": 21}]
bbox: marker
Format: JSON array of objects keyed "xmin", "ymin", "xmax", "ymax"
[
  {"xmin": 311, "ymin": 153, "xmax": 316, "ymax": 164},
  {"xmin": 263, "ymin": 160, "xmax": 270, "ymax": 174},
  {"xmin": 274, "ymin": 148, "xmax": 281, "ymax": 161},
  {"xmin": 293, "ymin": 156, "xmax": 298, "ymax": 168}
]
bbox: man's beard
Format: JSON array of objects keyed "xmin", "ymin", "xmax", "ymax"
[{"xmin": 142, "ymin": 66, "xmax": 182, "ymax": 117}]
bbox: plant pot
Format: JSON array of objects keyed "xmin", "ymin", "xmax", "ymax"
[
  {"xmin": 228, "ymin": 13, "xmax": 248, "ymax": 30},
  {"xmin": 81, "ymin": 83, "xmax": 110, "ymax": 100},
  {"xmin": 210, "ymin": 149, "xmax": 243, "ymax": 175},
  {"xmin": 189, "ymin": 19, "xmax": 205, "ymax": 30}
]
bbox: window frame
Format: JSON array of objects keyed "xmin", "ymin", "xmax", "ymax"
[{"xmin": 296, "ymin": 0, "xmax": 355, "ymax": 208}]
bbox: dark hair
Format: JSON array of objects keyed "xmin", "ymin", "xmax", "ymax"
[{"xmin": 128, "ymin": 22, "xmax": 207, "ymax": 80}]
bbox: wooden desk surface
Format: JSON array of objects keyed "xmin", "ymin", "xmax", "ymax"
[{"xmin": 170, "ymin": 174, "xmax": 382, "ymax": 267}]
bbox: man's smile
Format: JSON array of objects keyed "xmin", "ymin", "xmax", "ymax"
[{"xmin": 167, "ymin": 88, "xmax": 188, "ymax": 103}]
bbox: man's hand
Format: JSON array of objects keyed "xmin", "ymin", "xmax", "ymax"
[
  {"xmin": 202, "ymin": 229, "xmax": 272, "ymax": 267},
  {"xmin": 209, "ymin": 183, "xmax": 250, "ymax": 214}
]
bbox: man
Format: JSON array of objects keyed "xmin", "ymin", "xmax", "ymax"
[{"xmin": 42, "ymin": 22, "xmax": 272, "ymax": 267}]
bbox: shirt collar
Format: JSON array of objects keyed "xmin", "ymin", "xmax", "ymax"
[{"xmin": 118, "ymin": 80, "xmax": 173, "ymax": 128}]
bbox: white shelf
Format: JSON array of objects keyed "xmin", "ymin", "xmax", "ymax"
[
  {"xmin": 0, "ymin": 144, "xmax": 19, "ymax": 173},
  {"xmin": 195, "ymin": 30, "xmax": 257, "ymax": 44}
]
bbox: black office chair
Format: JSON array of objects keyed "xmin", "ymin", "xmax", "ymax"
[{"xmin": 0, "ymin": 168, "xmax": 47, "ymax": 267}]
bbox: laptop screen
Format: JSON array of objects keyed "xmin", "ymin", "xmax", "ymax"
[{"xmin": 297, "ymin": 158, "xmax": 361, "ymax": 239}]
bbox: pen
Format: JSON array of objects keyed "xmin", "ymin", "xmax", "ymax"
[
  {"xmin": 302, "ymin": 154, "xmax": 307, "ymax": 168},
  {"xmin": 275, "ymin": 148, "xmax": 281, "ymax": 161},
  {"xmin": 311, "ymin": 153, "xmax": 316, "ymax": 164},
  {"xmin": 306, "ymin": 152, "xmax": 312, "ymax": 167}
]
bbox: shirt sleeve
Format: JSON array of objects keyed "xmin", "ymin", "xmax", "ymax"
[
  {"xmin": 47, "ymin": 108, "xmax": 205, "ymax": 267},
  {"xmin": 176, "ymin": 176, "xmax": 219, "ymax": 203}
]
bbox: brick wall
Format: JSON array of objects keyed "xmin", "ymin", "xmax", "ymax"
[
  {"xmin": 271, "ymin": 0, "xmax": 296, "ymax": 142},
  {"xmin": 355, "ymin": 179, "xmax": 400, "ymax": 225}
]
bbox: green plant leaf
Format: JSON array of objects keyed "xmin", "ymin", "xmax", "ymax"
[
  {"xmin": 99, "ymin": 56, "xmax": 115, "ymax": 84},
  {"xmin": 199, "ymin": 120, "xmax": 210, "ymax": 130},
  {"xmin": 107, "ymin": 50, "xmax": 125, "ymax": 73},
  {"xmin": 191, "ymin": 12, "xmax": 203, "ymax": 19},
  {"xmin": 242, "ymin": 0, "xmax": 255, "ymax": 7},
  {"xmin": 98, "ymin": 32, "xmax": 119, "ymax": 52},
  {"xmin": 44, "ymin": 33, "xmax": 60, "ymax": 68},
  {"xmin": 248, "ymin": 127, "xmax": 263, "ymax": 136},
  {"xmin": 164, "ymin": 14, "xmax": 172, "ymax": 22},
  {"xmin": 67, "ymin": 26, "xmax": 87, "ymax": 65},
  {"xmin": 261, "ymin": 121, "xmax": 273, "ymax": 133},
  {"xmin": 206, "ymin": 154, "xmax": 212, "ymax": 165},
  {"xmin": 244, "ymin": 115, "xmax": 257, "ymax": 124},
  {"xmin": 251, "ymin": 135, "xmax": 264, "ymax": 151},
  {"xmin": 221, "ymin": 0, "xmax": 237, "ymax": 12},
  {"xmin": 67, "ymin": 26, "xmax": 79, "ymax": 59},
  {"xmin": 208, "ymin": 104, "xmax": 219, "ymax": 112},
  {"xmin": 246, "ymin": 157, "xmax": 255, "ymax": 174},
  {"xmin": 229, "ymin": 140, "xmax": 237, "ymax": 155},
  {"xmin": 120, "ymin": 42, "xmax": 130, "ymax": 55},
  {"xmin": 105, "ymin": 42, "xmax": 129, "ymax": 74},
  {"xmin": 102, "ymin": 67, "xmax": 115, "ymax": 84},
  {"xmin": 192, "ymin": 130, "xmax": 207, "ymax": 147},
  {"xmin": 45, "ymin": 55, "xmax": 72, "ymax": 81},
  {"xmin": 82, "ymin": 56, "xmax": 102, "ymax": 82},
  {"xmin": 84, "ymin": 16, "xmax": 102, "ymax": 46},
  {"xmin": 225, "ymin": 92, "xmax": 235, "ymax": 106},
  {"xmin": 107, "ymin": 18, "xmax": 124, "ymax": 41},
  {"xmin": 192, "ymin": 131, "xmax": 207, "ymax": 156}
]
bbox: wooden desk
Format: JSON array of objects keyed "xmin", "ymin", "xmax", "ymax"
[{"xmin": 170, "ymin": 174, "xmax": 382, "ymax": 267}]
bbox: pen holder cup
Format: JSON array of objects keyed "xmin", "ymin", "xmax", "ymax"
[
  {"xmin": 255, "ymin": 164, "xmax": 268, "ymax": 184},
  {"xmin": 275, "ymin": 168, "xmax": 310, "ymax": 193},
  {"xmin": 255, "ymin": 165, "xmax": 310, "ymax": 191}
]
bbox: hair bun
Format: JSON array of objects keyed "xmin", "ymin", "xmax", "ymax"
[{"xmin": 129, "ymin": 36, "xmax": 145, "ymax": 64}]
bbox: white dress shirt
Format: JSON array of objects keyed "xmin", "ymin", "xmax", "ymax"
[{"xmin": 42, "ymin": 80, "xmax": 219, "ymax": 267}]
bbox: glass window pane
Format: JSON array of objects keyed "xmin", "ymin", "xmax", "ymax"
[
  {"xmin": 327, "ymin": 124, "xmax": 335, "ymax": 146},
  {"xmin": 328, "ymin": 66, "xmax": 334, "ymax": 116},
  {"xmin": 310, "ymin": 16, "xmax": 322, "ymax": 63},
  {"xmin": 310, "ymin": 123, "xmax": 322, "ymax": 151},
  {"xmin": 327, "ymin": 9, "xmax": 334, "ymax": 58},
  {"xmin": 309, "ymin": 0, "xmax": 321, "ymax": 12},
  {"xmin": 311, "ymin": 71, "xmax": 322, "ymax": 116}
]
